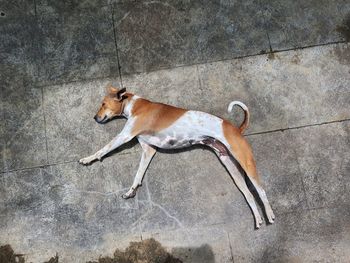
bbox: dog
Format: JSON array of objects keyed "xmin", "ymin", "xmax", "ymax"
[{"xmin": 79, "ymin": 85, "xmax": 275, "ymax": 228}]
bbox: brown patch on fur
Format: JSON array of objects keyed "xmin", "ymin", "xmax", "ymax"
[
  {"xmin": 131, "ymin": 98, "xmax": 187, "ymax": 136},
  {"xmin": 87, "ymin": 238, "xmax": 182, "ymax": 263},
  {"xmin": 222, "ymin": 120, "xmax": 261, "ymax": 184}
]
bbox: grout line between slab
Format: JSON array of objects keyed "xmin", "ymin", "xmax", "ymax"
[
  {"xmin": 226, "ymin": 231, "xmax": 235, "ymax": 263},
  {"xmin": 40, "ymin": 85, "xmax": 49, "ymax": 167},
  {"xmin": 245, "ymin": 118, "xmax": 350, "ymax": 137},
  {"xmin": 111, "ymin": 3, "xmax": 124, "ymax": 88},
  {"xmin": 117, "ymin": 40, "xmax": 348, "ymax": 78},
  {"xmin": 35, "ymin": 40, "xmax": 348, "ymax": 89},
  {"xmin": 1, "ymin": 118, "xmax": 349, "ymax": 174}
]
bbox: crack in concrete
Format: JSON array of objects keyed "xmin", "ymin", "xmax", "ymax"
[
  {"xmin": 245, "ymin": 118, "xmax": 350, "ymax": 137},
  {"xmin": 136, "ymin": 176, "xmax": 185, "ymax": 229},
  {"xmin": 2, "ymin": 117, "xmax": 349, "ymax": 174}
]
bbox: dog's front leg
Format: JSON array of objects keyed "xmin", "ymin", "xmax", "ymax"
[
  {"xmin": 122, "ymin": 141, "xmax": 156, "ymax": 199},
  {"xmin": 79, "ymin": 133, "xmax": 133, "ymax": 165}
]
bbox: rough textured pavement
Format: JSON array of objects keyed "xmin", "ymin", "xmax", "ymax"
[{"xmin": 1, "ymin": 1, "xmax": 350, "ymax": 262}]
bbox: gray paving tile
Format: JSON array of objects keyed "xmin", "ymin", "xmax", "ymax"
[
  {"xmin": 0, "ymin": 0, "xmax": 35, "ymax": 17},
  {"xmin": 1, "ymin": 84, "xmax": 47, "ymax": 171},
  {"xmin": 0, "ymin": 9, "xmax": 40, "ymax": 85},
  {"xmin": 122, "ymin": 65, "xmax": 203, "ymax": 110},
  {"xmin": 36, "ymin": 0, "xmax": 110, "ymax": 14},
  {"xmin": 227, "ymin": 206, "xmax": 350, "ymax": 262},
  {"xmin": 248, "ymin": 131, "xmax": 308, "ymax": 214},
  {"xmin": 198, "ymin": 43, "xmax": 350, "ymax": 134},
  {"xmin": 114, "ymin": 0, "xmax": 269, "ymax": 74},
  {"xmin": 133, "ymin": 127, "xmax": 309, "ymax": 232},
  {"xmin": 136, "ymin": 147, "xmax": 246, "ymax": 232},
  {"xmin": 36, "ymin": 5, "xmax": 118, "ymax": 85},
  {"xmin": 0, "ymin": 161, "xmax": 141, "ymax": 262},
  {"xmin": 262, "ymin": 0, "xmax": 350, "ymax": 50},
  {"xmin": 43, "ymin": 79, "xmax": 131, "ymax": 163},
  {"xmin": 292, "ymin": 122, "xmax": 350, "ymax": 209}
]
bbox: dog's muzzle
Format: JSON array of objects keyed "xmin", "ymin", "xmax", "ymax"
[{"xmin": 94, "ymin": 115, "xmax": 107, "ymax": 124}]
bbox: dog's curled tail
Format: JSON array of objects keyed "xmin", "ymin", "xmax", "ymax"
[{"xmin": 228, "ymin": 101, "xmax": 250, "ymax": 133}]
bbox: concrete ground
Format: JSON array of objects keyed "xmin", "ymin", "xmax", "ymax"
[{"xmin": 1, "ymin": 0, "xmax": 350, "ymax": 262}]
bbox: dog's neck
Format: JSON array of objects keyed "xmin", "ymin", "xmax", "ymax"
[{"xmin": 122, "ymin": 94, "xmax": 140, "ymax": 119}]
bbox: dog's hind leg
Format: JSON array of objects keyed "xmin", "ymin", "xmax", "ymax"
[
  {"xmin": 201, "ymin": 138, "xmax": 263, "ymax": 229},
  {"xmin": 222, "ymin": 121, "xmax": 275, "ymax": 224},
  {"xmin": 122, "ymin": 141, "xmax": 156, "ymax": 199}
]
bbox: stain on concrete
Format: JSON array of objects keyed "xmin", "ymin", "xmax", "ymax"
[
  {"xmin": 267, "ymin": 52, "xmax": 278, "ymax": 60},
  {"xmin": 336, "ymin": 13, "xmax": 350, "ymax": 41},
  {"xmin": 0, "ymin": 245, "xmax": 59, "ymax": 263},
  {"xmin": 0, "ymin": 245, "xmax": 25, "ymax": 263},
  {"xmin": 291, "ymin": 53, "xmax": 301, "ymax": 64},
  {"xmin": 332, "ymin": 44, "xmax": 350, "ymax": 64},
  {"xmin": 87, "ymin": 238, "xmax": 182, "ymax": 263},
  {"xmin": 0, "ymin": 240, "xmax": 183, "ymax": 263}
]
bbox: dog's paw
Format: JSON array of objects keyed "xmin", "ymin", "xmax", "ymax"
[
  {"xmin": 79, "ymin": 156, "xmax": 95, "ymax": 165},
  {"xmin": 267, "ymin": 212, "xmax": 275, "ymax": 224},
  {"xmin": 122, "ymin": 189, "xmax": 137, "ymax": 199},
  {"xmin": 255, "ymin": 216, "xmax": 263, "ymax": 229}
]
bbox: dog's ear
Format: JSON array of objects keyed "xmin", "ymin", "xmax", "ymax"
[
  {"xmin": 116, "ymin": 87, "xmax": 127, "ymax": 101},
  {"xmin": 107, "ymin": 84, "xmax": 118, "ymax": 95}
]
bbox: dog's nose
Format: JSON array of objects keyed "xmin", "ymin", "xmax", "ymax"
[{"xmin": 93, "ymin": 115, "xmax": 98, "ymax": 121}]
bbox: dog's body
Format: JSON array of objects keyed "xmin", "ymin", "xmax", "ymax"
[{"xmin": 79, "ymin": 86, "xmax": 275, "ymax": 228}]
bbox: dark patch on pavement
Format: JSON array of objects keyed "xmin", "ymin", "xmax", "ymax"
[
  {"xmin": 1, "ymin": 239, "xmax": 183, "ymax": 263},
  {"xmin": 336, "ymin": 13, "xmax": 350, "ymax": 41},
  {"xmin": 332, "ymin": 44, "xmax": 350, "ymax": 65},
  {"xmin": 0, "ymin": 245, "xmax": 25, "ymax": 263},
  {"xmin": 0, "ymin": 244, "xmax": 58, "ymax": 263},
  {"xmin": 87, "ymin": 238, "xmax": 182, "ymax": 263},
  {"xmin": 267, "ymin": 52, "xmax": 278, "ymax": 60}
]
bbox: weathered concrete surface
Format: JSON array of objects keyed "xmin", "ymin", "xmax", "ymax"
[
  {"xmin": 262, "ymin": 0, "xmax": 350, "ymax": 50},
  {"xmin": 113, "ymin": 0, "xmax": 269, "ymax": 74},
  {"xmin": 1, "ymin": 40, "xmax": 350, "ymax": 262},
  {"xmin": 1, "ymin": 0, "xmax": 350, "ymax": 262},
  {"xmin": 124, "ymin": 43, "xmax": 350, "ymax": 133}
]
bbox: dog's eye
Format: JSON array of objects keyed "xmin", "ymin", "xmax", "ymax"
[{"xmin": 102, "ymin": 103, "xmax": 105, "ymax": 107}]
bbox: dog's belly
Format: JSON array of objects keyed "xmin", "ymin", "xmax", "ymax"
[{"xmin": 138, "ymin": 110, "xmax": 225, "ymax": 149}]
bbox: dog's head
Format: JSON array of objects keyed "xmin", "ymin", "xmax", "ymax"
[{"xmin": 94, "ymin": 85, "xmax": 127, "ymax": 124}]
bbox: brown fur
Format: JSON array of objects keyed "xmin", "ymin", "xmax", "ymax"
[
  {"xmin": 131, "ymin": 98, "xmax": 187, "ymax": 136},
  {"xmin": 222, "ymin": 120, "xmax": 261, "ymax": 184}
]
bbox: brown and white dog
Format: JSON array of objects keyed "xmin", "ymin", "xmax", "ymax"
[{"xmin": 79, "ymin": 85, "xmax": 275, "ymax": 228}]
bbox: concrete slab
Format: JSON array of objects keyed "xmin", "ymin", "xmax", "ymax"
[
  {"xmin": 135, "ymin": 148, "xmax": 247, "ymax": 232},
  {"xmin": 36, "ymin": 5, "xmax": 118, "ymax": 85},
  {"xmin": 198, "ymin": 43, "xmax": 350, "ymax": 133},
  {"xmin": 292, "ymin": 121, "xmax": 350, "ymax": 209},
  {"xmin": 43, "ymin": 79, "xmax": 134, "ymax": 164},
  {"xmin": 122, "ymin": 65, "xmax": 203, "ymax": 110},
  {"xmin": 0, "ymin": 7, "xmax": 40, "ymax": 85},
  {"xmin": 0, "ymin": 159, "xmax": 143, "ymax": 262},
  {"xmin": 226, "ymin": 206, "xmax": 350, "ymax": 262},
  {"xmin": 36, "ymin": 0, "xmax": 110, "ymax": 14},
  {"xmin": 262, "ymin": 0, "xmax": 350, "ymax": 50},
  {"xmin": 1, "ymin": 84, "xmax": 47, "ymax": 172},
  {"xmin": 113, "ymin": 0, "xmax": 269, "ymax": 74}
]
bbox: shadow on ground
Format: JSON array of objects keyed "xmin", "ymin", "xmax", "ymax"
[{"xmin": 0, "ymin": 239, "xmax": 215, "ymax": 263}]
